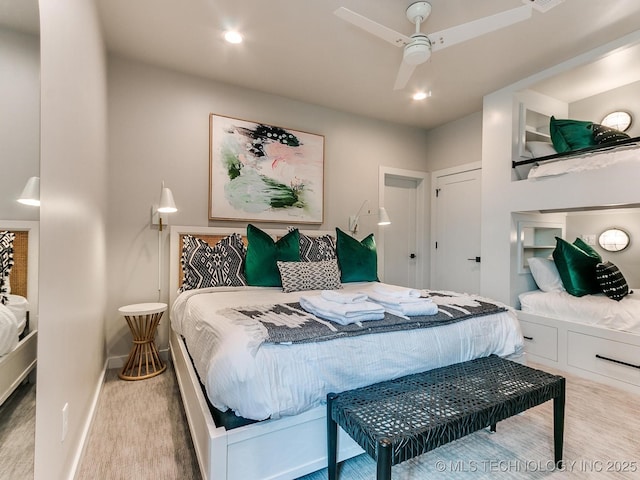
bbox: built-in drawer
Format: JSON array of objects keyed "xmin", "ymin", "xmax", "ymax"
[
  {"xmin": 518, "ymin": 319, "xmax": 558, "ymax": 361},
  {"xmin": 568, "ymin": 331, "xmax": 640, "ymax": 387}
]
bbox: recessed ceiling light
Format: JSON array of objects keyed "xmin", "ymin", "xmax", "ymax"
[
  {"xmin": 224, "ymin": 31, "xmax": 243, "ymax": 44},
  {"xmin": 413, "ymin": 91, "xmax": 431, "ymax": 101}
]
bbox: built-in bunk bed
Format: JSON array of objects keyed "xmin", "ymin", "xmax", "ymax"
[
  {"xmin": 512, "ymin": 115, "xmax": 640, "ymax": 180},
  {"xmin": 0, "ymin": 222, "xmax": 38, "ymax": 406}
]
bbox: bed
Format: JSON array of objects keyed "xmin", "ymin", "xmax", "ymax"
[
  {"xmin": 0, "ymin": 221, "xmax": 38, "ymax": 406},
  {"xmin": 511, "ymin": 116, "xmax": 640, "ymax": 180},
  {"xmin": 168, "ymin": 225, "xmax": 524, "ymax": 480},
  {"xmin": 516, "ymin": 247, "xmax": 640, "ymax": 396}
]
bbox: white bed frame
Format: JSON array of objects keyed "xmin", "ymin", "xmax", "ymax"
[
  {"xmin": 518, "ymin": 310, "xmax": 640, "ymax": 396},
  {"xmin": 0, "ymin": 220, "xmax": 39, "ymax": 406},
  {"xmin": 168, "ymin": 226, "xmax": 364, "ymax": 480}
]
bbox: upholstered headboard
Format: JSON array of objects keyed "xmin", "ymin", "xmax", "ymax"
[
  {"xmin": 169, "ymin": 226, "xmax": 334, "ymax": 307},
  {"xmin": 9, "ymin": 230, "xmax": 28, "ymax": 298},
  {"xmin": 0, "ymin": 220, "xmax": 39, "ymax": 310}
]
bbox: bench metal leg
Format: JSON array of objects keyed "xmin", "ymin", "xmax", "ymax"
[
  {"xmin": 553, "ymin": 378, "xmax": 566, "ymax": 469},
  {"xmin": 376, "ymin": 438, "xmax": 392, "ymax": 480},
  {"xmin": 327, "ymin": 393, "xmax": 339, "ymax": 480}
]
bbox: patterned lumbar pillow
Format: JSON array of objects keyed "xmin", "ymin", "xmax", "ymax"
[
  {"xmin": 0, "ymin": 231, "xmax": 15, "ymax": 305},
  {"xmin": 277, "ymin": 259, "xmax": 342, "ymax": 293},
  {"xmin": 596, "ymin": 261, "xmax": 629, "ymax": 301},
  {"xmin": 287, "ymin": 227, "xmax": 337, "ymax": 262},
  {"xmin": 180, "ymin": 233, "xmax": 247, "ymax": 292},
  {"xmin": 591, "ymin": 124, "xmax": 630, "ymax": 145}
]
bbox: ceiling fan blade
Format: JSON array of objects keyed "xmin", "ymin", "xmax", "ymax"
[
  {"xmin": 427, "ymin": 5, "xmax": 532, "ymax": 52},
  {"xmin": 334, "ymin": 7, "xmax": 411, "ymax": 47},
  {"xmin": 393, "ymin": 61, "xmax": 417, "ymax": 91}
]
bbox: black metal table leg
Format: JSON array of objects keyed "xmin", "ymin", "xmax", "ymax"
[
  {"xmin": 327, "ymin": 393, "xmax": 339, "ymax": 480},
  {"xmin": 553, "ymin": 378, "xmax": 566, "ymax": 469},
  {"xmin": 376, "ymin": 438, "xmax": 392, "ymax": 480}
]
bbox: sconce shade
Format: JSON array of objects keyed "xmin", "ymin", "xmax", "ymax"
[
  {"xmin": 17, "ymin": 176, "xmax": 40, "ymax": 206},
  {"xmin": 378, "ymin": 207, "xmax": 391, "ymax": 225},
  {"xmin": 158, "ymin": 184, "xmax": 177, "ymax": 213}
]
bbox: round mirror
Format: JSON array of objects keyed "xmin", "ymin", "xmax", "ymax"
[
  {"xmin": 601, "ymin": 111, "xmax": 632, "ymax": 132},
  {"xmin": 598, "ymin": 228, "xmax": 630, "ymax": 252}
]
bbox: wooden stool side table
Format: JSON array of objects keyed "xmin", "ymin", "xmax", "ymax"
[{"xmin": 118, "ymin": 302, "xmax": 168, "ymax": 380}]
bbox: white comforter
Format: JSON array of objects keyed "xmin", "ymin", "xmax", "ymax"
[
  {"xmin": 171, "ymin": 283, "xmax": 523, "ymax": 421},
  {"xmin": 519, "ymin": 289, "xmax": 640, "ymax": 334},
  {"xmin": 0, "ymin": 303, "xmax": 19, "ymax": 357}
]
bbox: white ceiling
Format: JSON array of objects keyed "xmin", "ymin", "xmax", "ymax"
[{"xmin": 5, "ymin": 1, "xmax": 640, "ymax": 130}]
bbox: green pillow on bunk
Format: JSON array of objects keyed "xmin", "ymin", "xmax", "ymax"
[
  {"xmin": 549, "ymin": 117, "xmax": 596, "ymax": 153},
  {"xmin": 552, "ymin": 237, "xmax": 601, "ymax": 297}
]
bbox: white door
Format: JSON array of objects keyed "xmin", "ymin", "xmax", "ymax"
[
  {"xmin": 379, "ymin": 167, "xmax": 428, "ymax": 288},
  {"xmin": 432, "ymin": 168, "xmax": 481, "ymax": 294},
  {"xmin": 383, "ymin": 176, "xmax": 418, "ymax": 287}
]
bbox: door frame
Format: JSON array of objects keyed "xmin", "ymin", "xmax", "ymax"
[
  {"xmin": 378, "ymin": 166, "xmax": 429, "ymax": 287},
  {"xmin": 430, "ymin": 161, "xmax": 482, "ymax": 288}
]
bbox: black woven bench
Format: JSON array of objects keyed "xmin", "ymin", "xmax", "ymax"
[{"xmin": 327, "ymin": 355, "xmax": 565, "ymax": 480}]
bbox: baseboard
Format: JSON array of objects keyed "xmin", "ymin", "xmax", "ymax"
[
  {"xmin": 107, "ymin": 347, "xmax": 170, "ymax": 369},
  {"xmin": 69, "ymin": 358, "xmax": 108, "ymax": 480}
]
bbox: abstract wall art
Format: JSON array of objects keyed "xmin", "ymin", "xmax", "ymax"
[{"xmin": 209, "ymin": 114, "xmax": 324, "ymax": 224}]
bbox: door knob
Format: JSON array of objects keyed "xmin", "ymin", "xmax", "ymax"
[
  {"xmin": 409, "ymin": 253, "xmax": 416, "ymax": 259},
  {"xmin": 467, "ymin": 256, "xmax": 481, "ymax": 263}
]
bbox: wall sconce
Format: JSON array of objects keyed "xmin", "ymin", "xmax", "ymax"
[
  {"xmin": 17, "ymin": 176, "xmax": 40, "ymax": 207},
  {"xmin": 151, "ymin": 181, "xmax": 177, "ymax": 232},
  {"xmin": 349, "ymin": 200, "xmax": 391, "ymax": 235},
  {"xmin": 151, "ymin": 181, "xmax": 178, "ymax": 295}
]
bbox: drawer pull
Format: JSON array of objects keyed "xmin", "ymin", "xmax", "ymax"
[
  {"xmin": 595, "ymin": 354, "xmax": 640, "ymax": 370},
  {"xmin": 523, "ymin": 335, "xmax": 533, "ymax": 341}
]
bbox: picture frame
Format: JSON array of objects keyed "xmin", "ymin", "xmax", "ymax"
[{"xmin": 209, "ymin": 114, "xmax": 324, "ymax": 224}]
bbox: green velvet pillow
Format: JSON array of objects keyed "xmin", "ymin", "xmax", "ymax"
[
  {"xmin": 549, "ymin": 116, "xmax": 596, "ymax": 153},
  {"xmin": 245, "ymin": 224, "xmax": 300, "ymax": 287},
  {"xmin": 335, "ymin": 228, "xmax": 377, "ymax": 283},
  {"xmin": 573, "ymin": 237, "xmax": 601, "ymax": 260},
  {"xmin": 552, "ymin": 237, "xmax": 601, "ymax": 297}
]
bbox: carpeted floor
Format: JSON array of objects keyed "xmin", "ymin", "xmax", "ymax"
[
  {"xmin": 75, "ymin": 363, "xmax": 200, "ymax": 480},
  {"xmin": 9, "ymin": 359, "xmax": 640, "ymax": 479},
  {"xmin": 0, "ymin": 380, "xmax": 36, "ymax": 480}
]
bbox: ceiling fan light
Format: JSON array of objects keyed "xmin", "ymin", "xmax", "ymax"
[{"xmin": 403, "ymin": 37, "xmax": 431, "ymax": 65}]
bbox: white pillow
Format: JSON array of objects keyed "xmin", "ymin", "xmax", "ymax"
[
  {"xmin": 526, "ymin": 141, "xmax": 557, "ymax": 158},
  {"xmin": 527, "ymin": 257, "xmax": 565, "ymax": 292}
]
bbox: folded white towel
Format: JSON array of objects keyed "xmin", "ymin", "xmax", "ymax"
[
  {"xmin": 371, "ymin": 283, "xmax": 422, "ymax": 298},
  {"xmin": 299, "ymin": 295, "xmax": 385, "ymax": 325},
  {"xmin": 367, "ymin": 292, "xmax": 438, "ymax": 317},
  {"xmin": 320, "ymin": 290, "xmax": 368, "ymax": 304},
  {"xmin": 385, "ymin": 302, "xmax": 439, "ymax": 317}
]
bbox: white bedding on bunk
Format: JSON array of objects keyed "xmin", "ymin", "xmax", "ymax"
[
  {"xmin": 519, "ymin": 289, "xmax": 640, "ymax": 334},
  {"xmin": 171, "ymin": 282, "xmax": 523, "ymax": 421},
  {"xmin": 527, "ymin": 146, "xmax": 640, "ymax": 179}
]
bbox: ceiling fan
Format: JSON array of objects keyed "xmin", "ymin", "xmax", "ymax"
[{"xmin": 334, "ymin": 1, "xmax": 562, "ymax": 90}]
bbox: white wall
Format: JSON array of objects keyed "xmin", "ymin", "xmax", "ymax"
[
  {"xmin": 482, "ymin": 30, "xmax": 640, "ymax": 305},
  {"xmin": 570, "ymin": 79, "xmax": 640, "ymax": 137},
  {"xmin": 423, "ymin": 111, "xmax": 483, "ymax": 172},
  {"xmin": 105, "ymin": 56, "xmax": 431, "ymax": 359},
  {"xmin": 566, "ymin": 210, "xmax": 640, "ymax": 287},
  {"xmin": 0, "ymin": 27, "xmax": 39, "ymax": 221},
  {"xmin": 36, "ymin": 0, "xmax": 108, "ymax": 478}
]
